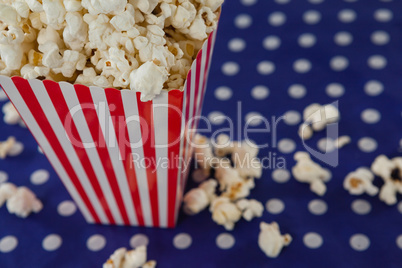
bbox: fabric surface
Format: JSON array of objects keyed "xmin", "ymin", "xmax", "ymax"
[{"xmin": 1, "ymin": 0, "xmax": 402, "ymax": 267}]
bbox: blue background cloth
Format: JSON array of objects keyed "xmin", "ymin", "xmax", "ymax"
[{"xmin": 1, "ymin": 0, "xmax": 402, "ymax": 267}]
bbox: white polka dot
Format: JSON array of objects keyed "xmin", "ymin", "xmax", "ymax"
[
  {"xmin": 361, "ymin": 109, "xmax": 381, "ymax": 124},
  {"xmin": 308, "ymin": 199, "xmax": 328, "ymax": 215},
  {"xmin": 130, "ymin": 234, "xmax": 149, "ymax": 248},
  {"xmin": 245, "ymin": 112, "xmax": 264, "ymax": 127},
  {"xmin": 364, "ymin": 80, "xmax": 384, "ymax": 96},
  {"xmin": 208, "ymin": 111, "xmax": 226, "ymax": 125},
  {"xmin": 371, "ymin": 31, "xmax": 390, "ymax": 45},
  {"xmin": 87, "ymin": 234, "xmax": 106, "ymax": 252},
  {"xmin": 326, "ymin": 83, "xmax": 345, "ymax": 98},
  {"xmin": 214, "ymin": 86, "xmax": 233, "ymax": 101},
  {"xmin": 8, "ymin": 142, "xmax": 24, "ymax": 157},
  {"xmin": 266, "ymin": 198, "xmax": 285, "ymax": 214},
  {"xmin": 173, "ymin": 233, "xmax": 192, "ymax": 249},
  {"xmin": 257, "ymin": 61, "xmax": 275, "ymax": 75},
  {"xmin": 317, "ymin": 138, "xmax": 335, "ymax": 153},
  {"xmin": 268, "ymin": 12, "xmax": 286, "ymax": 26},
  {"xmin": 303, "ymin": 10, "xmax": 321, "ymax": 24},
  {"xmin": 284, "ymin": 110, "xmax": 301, "ymax": 125},
  {"xmin": 222, "ymin": 62, "xmax": 240, "ymax": 76},
  {"xmin": 368, "ymin": 55, "xmax": 387, "ymax": 69},
  {"xmin": 298, "ymin": 33, "xmax": 316, "ymax": 48},
  {"xmin": 0, "ymin": 236, "xmax": 18, "ymax": 253},
  {"xmin": 272, "ymin": 169, "xmax": 291, "ymax": 183},
  {"xmin": 241, "ymin": 0, "xmax": 257, "ymax": 6},
  {"xmin": 308, "ymin": 0, "xmax": 324, "ymax": 3},
  {"xmin": 0, "ymin": 89, "xmax": 7, "ymax": 101},
  {"xmin": 234, "ymin": 14, "xmax": 252, "ymax": 29},
  {"xmin": 30, "ymin": 169, "xmax": 50, "ymax": 185},
  {"xmin": 293, "ymin": 59, "xmax": 312, "ymax": 73},
  {"xmin": 263, "ymin": 36, "xmax": 281, "ymax": 50},
  {"xmin": 216, "ymin": 233, "xmax": 235, "ymax": 249},
  {"xmin": 334, "ymin": 31, "xmax": 353, "ymax": 46},
  {"xmin": 374, "ymin": 9, "xmax": 393, "ymax": 22},
  {"xmin": 396, "ymin": 235, "xmax": 402, "ymax": 249},
  {"xmin": 0, "ymin": 171, "xmax": 8, "ymax": 184},
  {"xmin": 251, "ymin": 85, "xmax": 270, "ymax": 100},
  {"xmin": 338, "ymin": 9, "xmax": 356, "ymax": 23},
  {"xmin": 42, "ymin": 234, "xmax": 62, "ymax": 251},
  {"xmin": 350, "ymin": 234, "xmax": 370, "ymax": 251},
  {"xmin": 38, "ymin": 145, "xmax": 44, "ymax": 154},
  {"xmin": 228, "ymin": 38, "xmax": 246, "ymax": 52},
  {"xmin": 358, "ymin": 137, "xmax": 378, "ymax": 153},
  {"xmin": 398, "ymin": 201, "xmax": 402, "ymax": 214},
  {"xmin": 330, "ymin": 56, "xmax": 349, "ymax": 71},
  {"xmin": 57, "ymin": 201, "xmax": 77, "ymax": 217},
  {"xmin": 278, "ymin": 139, "xmax": 296, "ymax": 154},
  {"xmin": 288, "ymin": 84, "xmax": 307, "ymax": 99},
  {"xmin": 275, "ymin": 0, "xmax": 290, "ymax": 3},
  {"xmin": 303, "ymin": 233, "xmax": 323, "ymax": 249},
  {"xmin": 351, "ymin": 199, "xmax": 371, "ymax": 215},
  {"xmin": 344, "ymin": 0, "xmax": 357, "ymax": 2}
]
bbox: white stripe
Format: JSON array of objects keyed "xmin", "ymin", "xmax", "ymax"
[
  {"xmin": 89, "ymin": 87, "xmax": 138, "ymax": 226},
  {"xmin": 59, "ymin": 82, "xmax": 124, "ymax": 225},
  {"xmin": 152, "ymin": 92, "xmax": 169, "ymax": 228},
  {"xmin": 121, "ymin": 90, "xmax": 153, "ymax": 227},
  {"xmin": 195, "ymin": 42, "xmax": 208, "ymax": 126},
  {"xmin": 29, "ymin": 80, "xmax": 109, "ymax": 224},
  {"xmin": 0, "ymin": 76, "xmax": 94, "ymax": 223}
]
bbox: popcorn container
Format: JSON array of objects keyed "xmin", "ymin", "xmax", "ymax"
[{"xmin": 0, "ymin": 29, "xmax": 218, "ymax": 228}]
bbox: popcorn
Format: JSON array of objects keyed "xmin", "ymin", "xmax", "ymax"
[
  {"xmin": 343, "ymin": 167, "xmax": 379, "ymax": 196},
  {"xmin": 3, "ymin": 101, "xmax": 22, "ymax": 125},
  {"xmin": 193, "ymin": 134, "xmax": 214, "ymax": 175},
  {"xmin": 210, "ymin": 196, "xmax": 242, "ymax": 230},
  {"xmin": 188, "ymin": 7, "xmax": 217, "ymax": 40},
  {"xmin": 132, "ymin": 0, "xmax": 159, "ymax": 15},
  {"xmin": 4, "ymin": 185, "xmax": 43, "ymax": 218},
  {"xmin": 25, "ymin": 0, "xmax": 44, "ymax": 13},
  {"xmin": 75, "ymin": 67, "xmax": 97, "ymax": 86},
  {"xmin": 82, "ymin": 0, "xmax": 127, "ymax": 16},
  {"xmin": 292, "ymin": 151, "xmax": 331, "ymax": 196},
  {"xmin": 129, "ymin": 60, "xmax": 169, "ymax": 102},
  {"xmin": 42, "ymin": 0, "xmax": 66, "ymax": 30},
  {"xmin": 0, "ymin": 136, "xmax": 16, "ymax": 159},
  {"xmin": 171, "ymin": 2, "xmax": 197, "ymax": 30},
  {"xmin": 39, "ymin": 42, "xmax": 63, "ymax": 69},
  {"xmin": 183, "ymin": 179, "xmax": 217, "ymax": 215},
  {"xmin": 103, "ymin": 245, "xmax": 157, "ymax": 268},
  {"xmin": 63, "ymin": 12, "xmax": 88, "ymax": 51},
  {"xmin": 214, "ymin": 133, "xmax": 234, "ymax": 157},
  {"xmin": 0, "ymin": 4, "xmax": 19, "ymax": 26},
  {"xmin": 335, "ymin": 135, "xmax": 351, "ymax": 149},
  {"xmin": 54, "ymin": 50, "xmax": 86, "ymax": 78},
  {"xmin": 371, "ymin": 155, "xmax": 402, "ymax": 205},
  {"xmin": 299, "ymin": 103, "xmax": 340, "ymax": 140},
  {"xmin": 63, "ymin": 0, "xmax": 83, "ymax": 12},
  {"xmin": 191, "ymin": 169, "xmax": 209, "ymax": 183},
  {"xmin": 258, "ymin": 222, "xmax": 292, "ymax": 258},
  {"xmin": 0, "ymin": 182, "xmax": 17, "ymax": 207},
  {"xmin": 110, "ymin": 4, "xmax": 135, "ymax": 32},
  {"xmin": 236, "ymin": 199, "xmax": 264, "ymax": 221}
]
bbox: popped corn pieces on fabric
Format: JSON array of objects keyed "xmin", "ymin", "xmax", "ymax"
[{"xmin": 0, "ymin": 0, "xmax": 223, "ymax": 101}]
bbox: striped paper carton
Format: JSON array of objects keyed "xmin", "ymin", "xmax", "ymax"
[{"xmin": 0, "ymin": 29, "xmax": 218, "ymax": 228}]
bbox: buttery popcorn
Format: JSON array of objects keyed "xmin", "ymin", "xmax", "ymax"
[
  {"xmin": 103, "ymin": 245, "xmax": 157, "ymax": 268},
  {"xmin": 258, "ymin": 222, "xmax": 292, "ymax": 258},
  {"xmin": 343, "ymin": 167, "xmax": 378, "ymax": 196},
  {"xmin": 236, "ymin": 199, "xmax": 264, "ymax": 221},
  {"xmin": 371, "ymin": 155, "xmax": 402, "ymax": 205},
  {"xmin": 210, "ymin": 196, "xmax": 242, "ymax": 231},
  {"xmin": 183, "ymin": 179, "xmax": 217, "ymax": 215},
  {"xmin": 0, "ymin": 0, "xmax": 223, "ymax": 102},
  {"xmin": 292, "ymin": 151, "xmax": 331, "ymax": 196}
]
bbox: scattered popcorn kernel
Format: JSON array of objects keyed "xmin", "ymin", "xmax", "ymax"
[
  {"xmin": 0, "ymin": 182, "xmax": 17, "ymax": 207},
  {"xmin": 344, "ymin": 167, "xmax": 379, "ymax": 196},
  {"xmin": 3, "ymin": 102, "xmax": 22, "ymax": 125},
  {"xmin": 371, "ymin": 155, "xmax": 402, "ymax": 205},
  {"xmin": 6, "ymin": 186, "xmax": 43, "ymax": 218},
  {"xmin": 236, "ymin": 199, "xmax": 264, "ymax": 221},
  {"xmin": 193, "ymin": 134, "xmax": 214, "ymax": 175},
  {"xmin": 298, "ymin": 123, "xmax": 313, "ymax": 140},
  {"xmin": 335, "ymin": 135, "xmax": 351, "ymax": 149},
  {"xmin": 103, "ymin": 245, "xmax": 156, "ymax": 268},
  {"xmin": 210, "ymin": 196, "xmax": 242, "ymax": 231},
  {"xmin": 258, "ymin": 221, "xmax": 292, "ymax": 258},
  {"xmin": 183, "ymin": 179, "xmax": 217, "ymax": 215},
  {"xmin": 0, "ymin": 136, "xmax": 16, "ymax": 159},
  {"xmin": 299, "ymin": 103, "xmax": 340, "ymax": 139},
  {"xmin": 292, "ymin": 152, "xmax": 331, "ymax": 196}
]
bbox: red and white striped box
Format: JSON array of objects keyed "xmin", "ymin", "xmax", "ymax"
[{"xmin": 0, "ymin": 29, "xmax": 218, "ymax": 228}]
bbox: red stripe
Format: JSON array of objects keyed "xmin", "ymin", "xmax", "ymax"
[
  {"xmin": 11, "ymin": 77, "xmax": 101, "ymax": 223},
  {"xmin": 75, "ymin": 85, "xmax": 130, "ymax": 225},
  {"xmin": 136, "ymin": 93, "xmax": 159, "ymax": 227},
  {"xmin": 44, "ymin": 80, "xmax": 115, "ymax": 224},
  {"xmin": 105, "ymin": 88, "xmax": 145, "ymax": 226},
  {"xmin": 167, "ymin": 90, "xmax": 184, "ymax": 227}
]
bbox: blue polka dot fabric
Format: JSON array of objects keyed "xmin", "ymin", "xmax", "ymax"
[{"xmin": 1, "ymin": 0, "xmax": 402, "ymax": 267}]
